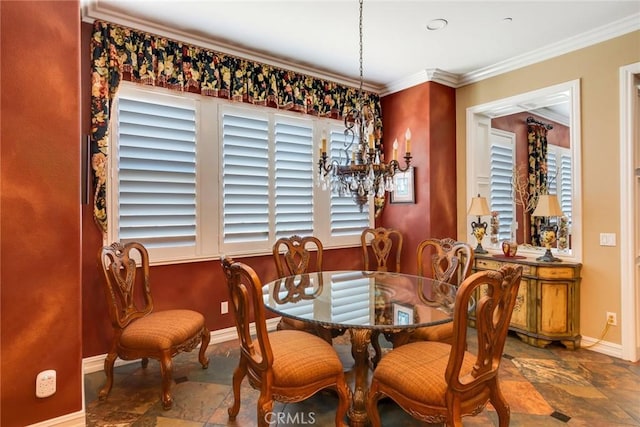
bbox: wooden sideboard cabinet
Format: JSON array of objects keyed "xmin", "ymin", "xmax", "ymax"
[{"xmin": 472, "ymin": 254, "xmax": 582, "ymax": 349}]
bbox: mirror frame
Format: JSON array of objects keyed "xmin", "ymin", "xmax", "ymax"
[{"xmin": 465, "ymin": 79, "xmax": 582, "ymax": 262}]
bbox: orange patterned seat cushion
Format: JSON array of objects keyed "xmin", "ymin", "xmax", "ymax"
[
  {"xmin": 120, "ymin": 309, "xmax": 205, "ymax": 350},
  {"xmin": 411, "ymin": 322, "xmax": 454, "ymax": 344},
  {"xmin": 268, "ymin": 330, "xmax": 343, "ymax": 388},
  {"xmin": 373, "ymin": 341, "xmax": 476, "ymax": 406}
]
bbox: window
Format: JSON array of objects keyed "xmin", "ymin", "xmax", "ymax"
[
  {"xmin": 489, "ymin": 131, "xmax": 515, "ymax": 242},
  {"xmin": 220, "ymin": 107, "xmax": 317, "ymax": 253},
  {"xmin": 547, "ymin": 145, "xmax": 572, "ymax": 224},
  {"xmin": 109, "ymin": 83, "xmax": 370, "ymax": 263}
]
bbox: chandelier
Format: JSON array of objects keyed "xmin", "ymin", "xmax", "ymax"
[{"xmin": 317, "ymin": 0, "xmax": 412, "ymax": 211}]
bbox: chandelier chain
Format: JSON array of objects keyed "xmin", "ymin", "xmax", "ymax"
[
  {"xmin": 359, "ymin": 0, "xmax": 364, "ymax": 99},
  {"xmin": 317, "ymin": 0, "xmax": 412, "ymax": 212}
]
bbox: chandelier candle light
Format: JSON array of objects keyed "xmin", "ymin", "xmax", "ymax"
[{"xmin": 317, "ymin": 0, "xmax": 412, "ymax": 211}]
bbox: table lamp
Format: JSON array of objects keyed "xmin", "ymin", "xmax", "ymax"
[
  {"xmin": 532, "ymin": 194, "xmax": 564, "ymax": 262},
  {"xmin": 468, "ymin": 194, "xmax": 491, "ymax": 254}
]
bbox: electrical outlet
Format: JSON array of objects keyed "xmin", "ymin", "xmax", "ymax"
[
  {"xmin": 606, "ymin": 312, "xmax": 617, "ymax": 326},
  {"xmin": 221, "ymin": 301, "xmax": 228, "ymax": 314},
  {"xmin": 36, "ymin": 369, "xmax": 56, "ymax": 398}
]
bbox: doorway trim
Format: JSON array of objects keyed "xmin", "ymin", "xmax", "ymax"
[{"xmin": 620, "ymin": 61, "xmax": 640, "ymax": 362}]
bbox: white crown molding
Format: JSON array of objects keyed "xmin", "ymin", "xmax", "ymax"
[
  {"xmin": 380, "ymin": 68, "xmax": 460, "ymax": 95},
  {"xmin": 458, "ymin": 13, "xmax": 640, "ymax": 87},
  {"xmin": 383, "ymin": 13, "xmax": 640, "ymax": 93}
]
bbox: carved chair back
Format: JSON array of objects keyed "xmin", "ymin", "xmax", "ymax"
[
  {"xmin": 99, "ymin": 241, "xmax": 153, "ymax": 330},
  {"xmin": 447, "ymin": 265, "xmax": 522, "ymax": 390},
  {"xmin": 221, "ymin": 257, "xmax": 273, "ymax": 374},
  {"xmin": 273, "ymin": 235, "xmax": 323, "ymax": 277},
  {"xmin": 417, "ymin": 237, "xmax": 474, "ymax": 286},
  {"xmin": 361, "ymin": 227, "xmax": 403, "ymax": 272}
]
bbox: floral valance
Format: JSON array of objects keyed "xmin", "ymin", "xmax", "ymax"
[
  {"xmin": 527, "ymin": 121, "xmax": 550, "ymax": 246},
  {"xmin": 90, "ymin": 19, "xmax": 381, "ymax": 232}
]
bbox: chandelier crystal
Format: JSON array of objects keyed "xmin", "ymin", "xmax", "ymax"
[{"xmin": 317, "ymin": 0, "xmax": 412, "ymax": 211}]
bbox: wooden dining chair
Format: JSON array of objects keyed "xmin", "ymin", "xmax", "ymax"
[
  {"xmin": 367, "ymin": 265, "xmax": 523, "ymax": 427},
  {"xmin": 362, "ymin": 227, "xmax": 403, "ymax": 364},
  {"xmin": 221, "ymin": 257, "xmax": 351, "ymax": 427},
  {"xmin": 97, "ymin": 241, "xmax": 210, "ymax": 410},
  {"xmin": 271, "ymin": 235, "xmax": 335, "ymax": 342},
  {"xmin": 410, "ymin": 237, "xmax": 474, "ymax": 345},
  {"xmin": 361, "ymin": 227, "xmax": 403, "ymax": 272}
]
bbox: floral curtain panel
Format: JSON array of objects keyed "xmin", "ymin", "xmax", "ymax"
[
  {"xmin": 90, "ymin": 20, "xmax": 382, "ymax": 232},
  {"xmin": 527, "ymin": 121, "xmax": 549, "ymax": 246}
]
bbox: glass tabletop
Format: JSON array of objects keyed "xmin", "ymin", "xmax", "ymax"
[{"xmin": 262, "ymin": 270, "xmax": 457, "ymax": 331}]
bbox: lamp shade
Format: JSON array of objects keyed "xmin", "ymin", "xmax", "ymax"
[
  {"xmin": 532, "ymin": 194, "xmax": 564, "ymax": 217},
  {"xmin": 467, "ymin": 194, "xmax": 490, "ymax": 216}
]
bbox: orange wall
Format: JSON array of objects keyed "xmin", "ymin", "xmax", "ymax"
[
  {"xmin": 1, "ymin": 1, "xmax": 83, "ymax": 425},
  {"xmin": 379, "ymin": 81, "xmax": 457, "ymax": 274}
]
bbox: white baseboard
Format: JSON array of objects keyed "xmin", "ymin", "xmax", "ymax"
[
  {"xmin": 580, "ymin": 335, "xmax": 623, "ymax": 359},
  {"xmin": 83, "ymin": 318, "xmax": 281, "ymax": 374},
  {"xmin": 26, "ymin": 410, "xmax": 86, "ymax": 427}
]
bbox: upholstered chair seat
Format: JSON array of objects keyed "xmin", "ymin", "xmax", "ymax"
[
  {"xmin": 119, "ymin": 310, "xmax": 206, "ymax": 350},
  {"xmin": 268, "ymin": 330, "xmax": 346, "ymax": 389},
  {"xmin": 372, "ymin": 341, "xmax": 476, "ymax": 406}
]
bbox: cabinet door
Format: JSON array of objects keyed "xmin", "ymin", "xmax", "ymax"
[
  {"xmin": 509, "ymin": 278, "xmax": 530, "ymax": 330},
  {"xmin": 539, "ymin": 281, "xmax": 569, "ymax": 335}
]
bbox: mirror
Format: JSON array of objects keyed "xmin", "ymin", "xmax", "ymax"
[{"xmin": 466, "ymin": 80, "xmax": 581, "ymax": 260}]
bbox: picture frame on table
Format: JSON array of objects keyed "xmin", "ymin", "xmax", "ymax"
[
  {"xmin": 390, "ymin": 167, "xmax": 415, "ymax": 204},
  {"xmin": 393, "ymin": 303, "xmax": 414, "ymax": 325}
]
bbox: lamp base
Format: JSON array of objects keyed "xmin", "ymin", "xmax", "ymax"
[
  {"xmin": 537, "ymin": 249, "xmax": 562, "ymax": 262},
  {"xmin": 474, "ymin": 243, "xmax": 488, "ymax": 254}
]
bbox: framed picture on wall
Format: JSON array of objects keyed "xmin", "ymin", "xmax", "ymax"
[
  {"xmin": 390, "ymin": 167, "xmax": 415, "ymax": 204},
  {"xmin": 393, "ymin": 303, "xmax": 414, "ymax": 325}
]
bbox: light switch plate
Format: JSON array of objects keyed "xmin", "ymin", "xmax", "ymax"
[{"xmin": 599, "ymin": 233, "xmax": 616, "ymax": 246}]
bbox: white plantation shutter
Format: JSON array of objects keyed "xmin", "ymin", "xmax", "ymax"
[
  {"xmin": 274, "ymin": 120, "xmax": 314, "ymax": 239},
  {"xmin": 329, "ymin": 129, "xmax": 370, "ymax": 236},
  {"xmin": 221, "ymin": 112, "xmax": 270, "ymax": 243},
  {"xmin": 560, "ymin": 152, "xmax": 572, "ymax": 223},
  {"xmin": 115, "ymin": 96, "xmax": 197, "ymax": 248},
  {"xmin": 109, "ymin": 85, "xmax": 371, "ymax": 261},
  {"xmin": 489, "ymin": 142, "xmax": 515, "ymax": 241}
]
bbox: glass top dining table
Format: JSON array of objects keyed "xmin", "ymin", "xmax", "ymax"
[{"xmin": 262, "ymin": 270, "xmax": 457, "ymax": 427}]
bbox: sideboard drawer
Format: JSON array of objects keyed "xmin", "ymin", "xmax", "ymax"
[
  {"xmin": 475, "ymin": 258, "xmax": 535, "ymax": 276},
  {"xmin": 538, "ymin": 266, "xmax": 576, "ymax": 280}
]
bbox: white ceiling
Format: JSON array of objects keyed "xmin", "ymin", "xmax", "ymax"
[{"xmin": 84, "ymin": 0, "xmax": 639, "ymax": 93}]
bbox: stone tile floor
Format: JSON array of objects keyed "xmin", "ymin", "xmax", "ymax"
[{"xmin": 84, "ymin": 331, "xmax": 640, "ymax": 426}]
